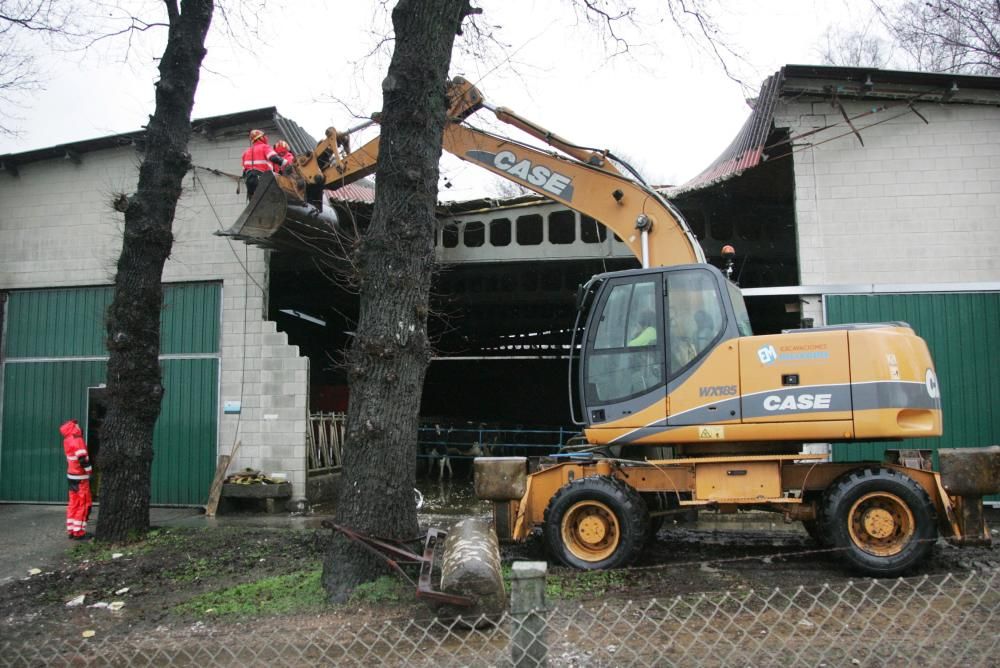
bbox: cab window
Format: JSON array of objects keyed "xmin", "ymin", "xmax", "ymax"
[
  {"xmin": 666, "ymin": 269, "xmax": 725, "ymax": 376},
  {"xmin": 585, "ymin": 279, "xmax": 663, "ymax": 404}
]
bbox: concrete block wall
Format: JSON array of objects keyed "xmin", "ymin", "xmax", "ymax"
[
  {"xmin": 0, "ymin": 124, "xmax": 311, "ymax": 501},
  {"xmin": 775, "ymin": 101, "xmax": 1000, "ymax": 286}
]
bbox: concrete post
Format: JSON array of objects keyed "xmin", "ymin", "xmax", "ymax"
[{"xmin": 510, "ymin": 561, "xmax": 548, "ymax": 667}]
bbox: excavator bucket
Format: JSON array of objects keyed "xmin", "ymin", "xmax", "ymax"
[{"xmin": 217, "ymin": 171, "xmax": 340, "ymax": 253}]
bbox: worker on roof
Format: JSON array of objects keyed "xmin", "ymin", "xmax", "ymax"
[
  {"xmin": 241, "ymin": 129, "xmax": 283, "ymax": 200},
  {"xmin": 60, "ymin": 419, "xmax": 93, "ymax": 540},
  {"xmin": 273, "ymin": 140, "xmax": 295, "ymax": 174}
]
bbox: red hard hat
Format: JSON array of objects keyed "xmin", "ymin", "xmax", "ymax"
[
  {"xmin": 249, "ymin": 129, "xmax": 265, "ymax": 143},
  {"xmin": 275, "ymin": 140, "xmax": 290, "ymax": 153}
]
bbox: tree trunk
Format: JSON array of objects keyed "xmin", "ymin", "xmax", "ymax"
[
  {"xmin": 97, "ymin": 0, "xmax": 213, "ymax": 542},
  {"xmin": 323, "ymin": 0, "xmax": 473, "ymax": 601}
]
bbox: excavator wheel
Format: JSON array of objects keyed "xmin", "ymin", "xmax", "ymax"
[
  {"xmin": 543, "ymin": 476, "xmax": 648, "ymax": 570},
  {"xmin": 821, "ymin": 467, "xmax": 936, "ymax": 577}
]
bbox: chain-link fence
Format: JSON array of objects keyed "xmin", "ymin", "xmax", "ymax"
[{"xmin": 3, "ymin": 568, "xmax": 997, "ymax": 667}]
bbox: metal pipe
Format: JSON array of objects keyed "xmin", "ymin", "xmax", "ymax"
[{"xmin": 343, "ymin": 118, "xmax": 376, "ymax": 136}]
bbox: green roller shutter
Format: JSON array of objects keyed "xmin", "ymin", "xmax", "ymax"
[
  {"xmin": 826, "ymin": 292, "xmax": 1000, "ymax": 501},
  {"xmin": 0, "ymin": 283, "xmax": 221, "ymax": 504}
]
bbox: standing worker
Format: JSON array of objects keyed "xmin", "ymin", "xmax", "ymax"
[
  {"xmin": 241, "ymin": 129, "xmax": 283, "ymax": 200},
  {"xmin": 273, "ymin": 140, "xmax": 295, "ymax": 174},
  {"xmin": 60, "ymin": 419, "xmax": 93, "ymax": 540}
]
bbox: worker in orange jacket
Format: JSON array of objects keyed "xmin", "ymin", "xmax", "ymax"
[
  {"xmin": 273, "ymin": 140, "xmax": 295, "ymax": 174},
  {"xmin": 60, "ymin": 419, "xmax": 93, "ymax": 540},
  {"xmin": 241, "ymin": 129, "xmax": 283, "ymax": 200}
]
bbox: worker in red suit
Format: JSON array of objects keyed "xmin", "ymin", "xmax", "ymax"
[
  {"xmin": 273, "ymin": 140, "xmax": 295, "ymax": 174},
  {"xmin": 60, "ymin": 419, "xmax": 93, "ymax": 540},
  {"xmin": 241, "ymin": 129, "xmax": 283, "ymax": 200}
]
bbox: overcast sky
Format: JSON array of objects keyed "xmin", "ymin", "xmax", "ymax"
[{"xmin": 1, "ymin": 0, "xmax": 869, "ymax": 199}]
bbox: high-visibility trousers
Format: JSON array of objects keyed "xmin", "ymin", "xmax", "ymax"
[{"xmin": 67, "ymin": 479, "xmax": 92, "ymax": 537}]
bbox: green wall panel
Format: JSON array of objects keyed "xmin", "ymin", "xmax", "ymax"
[
  {"xmin": 826, "ymin": 293, "xmax": 1000, "ymax": 471},
  {"xmin": 0, "ymin": 359, "xmax": 218, "ymax": 504},
  {"xmin": 4, "ymin": 283, "xmax": 219, "ymax": 359},
  {"xmin": 1, "ymin": 282, "xmax": 221, "ymax": 504},
  {"xmin": 152, "ymin": 359, "xmax": 218, "ymax": 505},
  {"xmin": 4, "ymin": 287, "xmax": 112, "ymax": 359},
  {"xmin": 161, "ymin": 283, "xmax": 221, "ymax": 355},
  {"xmin": 0, "ymin": 361, "xmax": 106, "ymax": 502}
]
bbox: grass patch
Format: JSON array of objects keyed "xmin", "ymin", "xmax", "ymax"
[
  {"xmin": 69, "ymin": 528, "xmax": 192, "ymax": 562},
  {"xmin": 167, "ymin": 556, "xmax": 213, "ymax": 582},
  {"xmin": 500, "ymin": 564, "xmax": 627, "ymax": 600},
  {"xmin": 348, "ymin": 575, "xmax": 407, "ymax": 604},
  {"xmin": 175, "ymin": 568, "xmax": 325, "ymax": 618},
  {"xmin": 546, "ymin": 569, "xmax": 626, "ymax": 599}
]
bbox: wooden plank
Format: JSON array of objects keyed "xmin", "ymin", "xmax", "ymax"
[{"xmin": 205, "ymin": 440, "xmax": 240, "ymax": 517}]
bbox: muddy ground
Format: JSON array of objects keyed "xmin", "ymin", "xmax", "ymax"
[{"xmin": 1, "ymin": 509, "xmax": 997, "ymax": 649}]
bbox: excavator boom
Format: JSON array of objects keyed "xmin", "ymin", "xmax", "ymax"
[{"xmin": 225, "ymin": 77, "xmax": 703, "ymax": 268}]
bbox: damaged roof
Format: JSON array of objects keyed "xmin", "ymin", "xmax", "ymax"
[
  {"xmin": 328, "ymin": 180, "xmax": 376, "ymax": 204},
  {"xmin": 0, "ymin": 107, "xmax": 316, "ymax": 172},
  {"xmin": 671, "ymin": 64, "xmax": 1000, "ymax": 196}
]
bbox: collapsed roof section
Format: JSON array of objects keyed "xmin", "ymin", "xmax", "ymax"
[{"xmin": 670, "ymin": 64, "xmax": 1000, "ymax": 197}]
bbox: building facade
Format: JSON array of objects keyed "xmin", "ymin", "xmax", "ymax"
[{"xmin": 0, "ymin": 109, "xmax": 311, "ymax": 504}]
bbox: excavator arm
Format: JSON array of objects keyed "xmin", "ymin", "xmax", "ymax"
[{"xmin": 228, "ymin": 77, "xmax": 703, "ymax": 268}]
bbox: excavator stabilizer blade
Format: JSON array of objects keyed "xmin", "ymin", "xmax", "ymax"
[{"xmin": 218, "ymin": 171, "xmax": 339, "ymax": 251}]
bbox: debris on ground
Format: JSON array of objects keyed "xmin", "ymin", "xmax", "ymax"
[{"xmin": 225, "ymin": 469, "xmax": 283, "ymax": 485}]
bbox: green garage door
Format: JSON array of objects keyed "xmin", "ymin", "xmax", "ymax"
[
  {"xmin": 826, "ymin": 292, "xmax": 1000, "ymax": 490},
  {"xmin": 0, "ymin": 283, "xmax": 220, "ymax": 504}
]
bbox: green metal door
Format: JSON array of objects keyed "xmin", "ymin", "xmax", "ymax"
[
  {"xmin": 0, "ymin": 283, "xmax": 221, "ymax": 504},
  {"xmin": 826, "ymin": 292, "xmax": 1000, "ymax": 493}
]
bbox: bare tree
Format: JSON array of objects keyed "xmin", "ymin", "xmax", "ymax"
[
  {"xmin": 0, "ymin": 0, "xmax": 85, "ymax": 134},
  {"xmin": 319, "ymin": 0, "xmax": 742, "ymax": 601},
  {"xmin": 877, "ymin": 0, "xmax": 1000, "ymax": 74},
  {"xmin": 97, "ymin": 0, "xmax": 213, "ymax": 542},
  {"xmin": 322, "ymin": 0, "xmax": 478, "ymax": 602},
  {"xmin": 818, "ymin": 24, "xmax": 893, "ymax": 68}
]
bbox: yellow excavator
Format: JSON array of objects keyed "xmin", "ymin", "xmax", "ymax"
[{"xmin": 230, "ymin": 77, "xmax": 999, "ymax": 577}]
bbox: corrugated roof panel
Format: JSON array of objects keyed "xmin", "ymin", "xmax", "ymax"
[
  {"xmin": 273, "ymin": 113, "xmax": 317, "ymax": 157},
  {"xmin": 671, "ymin": 71, "xmax": 782, "ymax": 195},
  {"xmin": 327, "ymin": 182, "xmax": 376, "ymax": 204}
]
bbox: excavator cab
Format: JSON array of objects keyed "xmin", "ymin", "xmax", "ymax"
[{"xmin": 574, "ymin": 264, "xmax": 747, "ymax": 439}]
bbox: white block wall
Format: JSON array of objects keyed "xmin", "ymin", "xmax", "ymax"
[
  {"xmin": 0, "ymin": 128, "xmax": 310, "ymax": 501},
  {"xmin": 775, "ymin": 101, "xmax": 1000, "ymax": 286}
]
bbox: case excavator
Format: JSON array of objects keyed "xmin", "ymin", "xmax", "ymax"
[{"xmin": 228, "ymin": 77, "xmax": 1000, "ymax": 577}]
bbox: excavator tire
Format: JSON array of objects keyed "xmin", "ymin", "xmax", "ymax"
[
  {"xmin": 544, "ymin": 476, "xmax": 648, "ymax": 570},
  {"xmin": 821, "ymin": 467, "xmax": 936, "ymax": 577}
]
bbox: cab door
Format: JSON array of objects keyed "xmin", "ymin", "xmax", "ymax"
[
  {"xmin": 664, "ymin": 267, "xmax": 742, "ymax": 426},
  {"xmin": 582, "ymin": 274, "xmax": 667, "ymax": 431}
]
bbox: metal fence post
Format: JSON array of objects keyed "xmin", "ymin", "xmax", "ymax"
[{"xmin": 510, "ymin": 561, "xmax": 548, "ymax": 667}]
